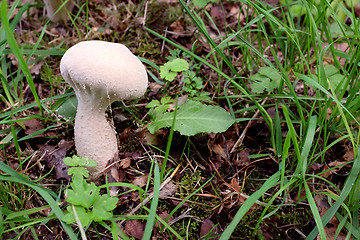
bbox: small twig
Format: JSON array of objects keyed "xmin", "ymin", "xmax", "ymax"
[
  {"xmin": 209, "ymin": 160, "xmax": 269, "ymax": 207},
  {"xmin": 166, "ymin": 208, "xmax": 199, "ymax": 228},
  {"xmin": 118, "ymin": 163, "xmax": 181, "ymax": 228},
  {"xmin": 230, "ymin": 97, "xmax": 268, "ymax": 154}
]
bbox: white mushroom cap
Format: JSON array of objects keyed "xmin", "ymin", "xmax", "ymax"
[
  {"xmin": 60, "ymin": 40, "xmax": 148, "ymax": 176},
  {"xmin": 60, "ymin": 41, "xmax": 148, "ymax": 106}
]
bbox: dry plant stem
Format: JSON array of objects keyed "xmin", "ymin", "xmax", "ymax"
[
  {"xmin": 209, "ymin": 160, "xmax": 268, "ymax": 207},
  {"xmin": 230, "ymin": 97, "xmax": 268, "ymax": 154},
  {"xmin": 118, "ymin": 163, "xmax": 181, "ymax": 228}
]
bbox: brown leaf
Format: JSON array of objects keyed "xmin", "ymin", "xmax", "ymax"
[
  {"xmin": 343, "ymin": 150, "xmax": 354, "ymax": 162},
  {"xmin": 209, "ymin": 134, "xmax": 230, "ymax": 162},
  {"xmin": 310, "ymin": 162, "xmax": 323, "ymax": 171},
  {"xmin": 314, "ymin": 195, "xmax": 344, "ymax": 240},
  {"xmin": 24, "ymin": 119, "xmax": 44, "ymax": 137},
  {"xmin": 169, "ymin": 19, "xmax": 185, "ymax": 35},
  {"xmin": 42, "ymin": 140, "xmax": 74, "ymax": 180},
  {"xmin": 210, "ymin": 5, "xmax": 225, "ymax": 29},
  {"xmin": 119, "ymin": 157, "xmax": 131, "ymax": 169},
  {"xmin": 125, "ymin": 219, "xmax": 145, "ymax": 239},
  {"xmin": 231, "ymin": 178, "xmax": 241, "ymax": 193},
  {"xmin": 159, "ymin": 181, "xmax": 177, "ymax": 199},
  {"xmin": 200, "ymin": 218, "xmax": 219, "ymax": 239},
  {"xmin": 132, "ymin": 174, "xmax": 148, "ymax": 188},
  {"xmin": 234, "ymin": 149, "xmax": 250, "ymax": 166},
  {"xmin": 328, "ymin": 160, "xmax": 347, "ymax": 170},
  {"xmin": 141, "ymin": 129, "xmax": 163, "ymax": 146},
  {"xmin": 156, "ymin": 211, "xmax": 175, "ymax": 228},
  {"xmin": 29, "ymin": 60, "xmax": 44, "ymax": 75}
]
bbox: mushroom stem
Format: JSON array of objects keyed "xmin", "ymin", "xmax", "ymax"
[
  {"xmin": 43, "ymin": 0, "xmax": 74, "ymax": 22},
  {"xmin": 74, "ymin": 100, "xmax": 118, "ymax": 176}
]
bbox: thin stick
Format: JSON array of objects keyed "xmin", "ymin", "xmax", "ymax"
[
  {"xmin": 118, "ymin": 163, "xmax": 181, "ymax": 227},
  {"xmin": 230, "ymin": 97, "xmax": 268, "ymax": 154}
]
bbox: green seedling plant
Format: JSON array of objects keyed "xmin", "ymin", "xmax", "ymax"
[
  {"xmin": 250, "ymin": 66, "xmax": 282, "ymax": 94},
  {"xmin": 147, "ymin": 50, "xmax": 234, "ymax": 136},
  {"xmin": 160, "ymin": 49, "xmax": 211, "ymax": 101},
  {"xmin": 61, "ymin": 156, "xmax": 118, "ymax": 228}
]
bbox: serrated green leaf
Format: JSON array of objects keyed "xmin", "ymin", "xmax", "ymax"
[
  {"xmin": 251, "ymin": 82, "xmax": 266, "ymax": 94},
  {"xmin": 250, "ymin": 67, "xmax": 281, "ymax": 93},
  {"xmin": 78, "ymin": 157, "xmax": 97, "ymax": 167},
  {"xmin": 160, "ymin": 66, "xmax": 177, "ymax": 81},
  {"xmin": 322, "ymin": 65, "xmax": 339, "ymax": 77},
  {"xmin": 146, "ymin": 100, "xmax": 160, "ymax": 109},
  {"xmin": 63, "ymin": 156, "xmax": 97, "ymax": 168},
  {"xmin": 91, "ymin": 195, "xmax": 118, "ymax": 222},
  {"xmin": 62, "ymin": 205, "xmax": 92, "ymax": 226},
  {"xmin": 63, "ymin": 156, "xmax": 81, "ymax": 167},
  {"xmin": 259, "ymin": 67, "xmax": 282, "ymax": 83},
  {"xmin": 160, "ymin": 96, "xmax": 173, "ymax": 105},
  {"xmin": 67, "ymin": 181, "xmax": 99, "ymax": 208},
  {"xmin": 328, "ymin": 73, "xmax": 344, "ymax": 89},
  {"xmin": 148, "ymin": 100, "xmax": 235, "ymax": 136},
  {"xmin": 160, "ymin": 59, "xmax": 189, "ymax": 81},
  {"xmin": 67, "ymin": 167, "xmax": 89, "ymax": 178},
  {"xmin": 310, "ymin": 65, "xmax": 346, "ymax": 90}
]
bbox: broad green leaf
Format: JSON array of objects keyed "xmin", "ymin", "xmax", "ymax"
[
  {"xmin": 160, "ymin": 59, "xmax": 189, "ymax": 81},
  {"xmin": 259, "ymin": 67, "xmax": 281, "ymax": 82},
  {"xmin": 146, "ymin": 100, "xmax": 160, "ymax": 109},
  {"xmin": 67, "ymin": 167, "xmax": 89, "ymax": 178},
  {"xmin": 67, "ymin": 181, "xmax": 99, "ymax": 208},
  {"xmin": 79, "ymin": 157, "xmax": 98, "ymax": 167},
  {"xmin": 91, "ymin": 195, "xmax": 118, "ymax": 222},
  {"xmin": 250, "ymin": 67, "xmax": 282, "ymax": 93},
  {"xmin": 310, "ymin": 65, "xmax": 346, "ymax": 90},
  {"xmin": 55, "ymin": 96, "xmax": 78, "ymax": 121},
  {"xmin": 62, "ymin": 205, "xmax": 92, "ymax": 226},
  {"xmin": 148, "ymin": 100, "xmax": 235, "ymax": 136},
  {"xmin": 63, "ymin": 156, "xmax": 97, "ymax": 168}
]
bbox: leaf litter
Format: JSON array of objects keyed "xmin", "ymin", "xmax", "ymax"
[{"xmin": 1, "ymin": 0, "xmax": 358, "ymax": 239}]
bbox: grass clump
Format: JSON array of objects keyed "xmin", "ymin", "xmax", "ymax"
[{"xmin": 2, "ymin": 0, "xmax": 360, "ymax": 239}]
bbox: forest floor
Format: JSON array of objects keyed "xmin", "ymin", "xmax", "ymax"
[{"xmin": 1, "ymin": 0, "xmax": 360, "ymax": 239}]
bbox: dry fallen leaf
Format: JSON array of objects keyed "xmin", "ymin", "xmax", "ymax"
[
  {"xmin": 119, "ymin": 157, "xmax": 132, "ymax": 169},
  {"xmin": 24, "ymin": 119, "xmax": 44, "ymax": 137},
  {"xmin": 124, "ymin": 219, "xmax": 145, "ymax": 239},
  {"xmin": 156, "ymin": 211, "xmax": 175, "ymax": 228},
  {"xmin": 42, "ymin": 141, "xmax": 74, "ymax": 180},
  {"xmin": 132, "ymin": 174, "xmax": 149, "ymax": 188},
  {"xmin": 159, "ymin": 181, "xmax": 177, "ymax": 199},
  {"xmin": 231, "ymin": 178, "xmax": 241, "ymax": 193},
  {"xmin": 200, "ymin": 218, "xmax": 219, "ymax": 240}
]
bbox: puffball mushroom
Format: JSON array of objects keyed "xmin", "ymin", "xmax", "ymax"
[{"xmin": 60, "ymin": 41, "xmax": 148, "ymax": 176}]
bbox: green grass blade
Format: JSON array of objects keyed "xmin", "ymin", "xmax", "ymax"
[
  {"xmin": 306, "ymin": 149, "xmax": 360, "ymax": 239},
  {"xmin": 219, "ymin": 171, "xmax": 280, "ymax": 239},
  {"xmin": 0, "ymin": 162, "xmax": 77, "ymax": 239},
  {"xmin": 142, "ymin": 161, "xmax": 160, "ymax": 240},
  {"xmin": 0, "ymin": 0, "xmax": 43, "ymax": 116}
]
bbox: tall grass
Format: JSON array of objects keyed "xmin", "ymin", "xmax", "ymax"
[
  {"xmin": 1, "ymin": 0, "xmax": 360, "ymax": 239},
  {"xmin": 151, "ymin": 0, "xmax": 360, "ymax": 238}
]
